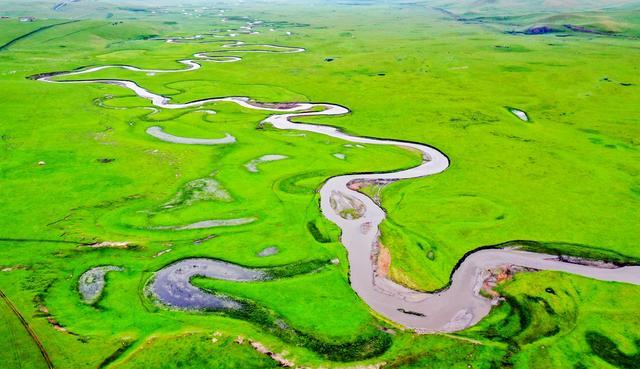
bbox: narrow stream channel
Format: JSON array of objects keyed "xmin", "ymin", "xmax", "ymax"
[{"xmin": 33, "ymin": 40, "xmax": 640, "ymax": 333}]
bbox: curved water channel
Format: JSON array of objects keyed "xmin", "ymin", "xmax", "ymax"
[
  {"xmin": 34, "ymin": 39, "xmax": 640, "ymax": 333},
  {"xmin": 151, "ymin": 258, "xmax": 267, "ymax": 310}
]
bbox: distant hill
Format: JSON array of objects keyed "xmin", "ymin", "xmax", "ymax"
[
  {"xmin": 431, "ymin": 0, "xmax": 640, "ymax": 38},
  {"xmin": 432, "ymin": 0, "xmax": 640, "ymax": 14}
]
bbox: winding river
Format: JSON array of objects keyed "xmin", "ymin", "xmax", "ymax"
[{"xmin": 33, "ymin": 39, "xmax": 640, "ymax": 333}]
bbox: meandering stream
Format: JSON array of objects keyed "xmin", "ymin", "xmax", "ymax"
[{"xmin": 34, "ymin": 39, "xmax": 640, "ymax": 333}]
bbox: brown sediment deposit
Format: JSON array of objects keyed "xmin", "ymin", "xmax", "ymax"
[
  {"xmin": 86, "ymin": 241, "xmax": 132, "ymax": 249},
  {"xmin": 480, "ymin": 265, "xmax": 513, "ymax": 299},
  {"xmin": 238, "ymin": 336, "xmax": 386, "ymax": 369},
  {"xmin": 375, "ymin": 243, "xmax": 391, "ymax": 278}
]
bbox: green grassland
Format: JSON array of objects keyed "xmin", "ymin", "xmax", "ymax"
[
  {"xmin": 0, "ymin": 1, "xmax": 639, "ymax": 368},
  {"xmin": 462, "ymin": 271, "xmax": 640, "ymax": 368},
  {"xmin": 0, "ymin": 290, "xmax": 49, "ymax": 369}
]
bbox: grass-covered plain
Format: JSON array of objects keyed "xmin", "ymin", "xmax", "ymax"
[{"xmin": 0, "ymin": 0, "xmax": 639, "ymax": 368}]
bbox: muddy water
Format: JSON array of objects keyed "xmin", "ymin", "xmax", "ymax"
[
  {"xmin": 257, "ymin": 246, "xmax": 279, "ymax": 257},
  {"xmin": 509, "ymin": 108, "xmax": 529, "ymax": 122},
  {"xmin": 244, "ymin": 154, "xmax": 288, "ymax": 173},
  {"xmin": 78, "ymin": 266, "xmax": 123, "ymax": 304},
  {"xmin": 37, "ymin": 41, "xmax": 303, "ymax": 79},
  {"xmin": 151, "ymin": 258, "xmax": 267, "ymax": 310},
  {"xmin": 36, "ymin": 44, "xmax": 640, "ymax": 333},
  {"xmin": 146, "ymin": 126, "xmax": 236, "ymax": 145},
  {"xmin": 258, "ymin": 104, "xmax": 640, "ymax": 332},
  {"xmin": 152, "ymin": 217, "xmax": 257, "ymax": 230}
]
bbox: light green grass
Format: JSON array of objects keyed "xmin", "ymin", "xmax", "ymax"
[
  {"xmin": 0, "ymin": 1, "xmax": 639, "ymax": 368},
  {"xmin": 113, "ymin": 333, "xmax": 280, "ymax": 369},
  {"xmin": 0, "ymin": 293, "xmax": 49, "ymax": 369}
]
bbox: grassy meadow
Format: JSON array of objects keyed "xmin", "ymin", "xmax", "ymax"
[{"xmin": 0, "ymin": 1, "xmax": 638, "ymax": 368}]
